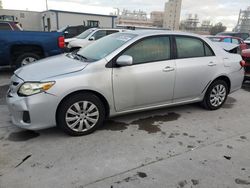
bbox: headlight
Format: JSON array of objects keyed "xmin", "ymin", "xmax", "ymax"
[{"xmin": 18, "ymin": 82, "xmax": 55, "ymax": 96}]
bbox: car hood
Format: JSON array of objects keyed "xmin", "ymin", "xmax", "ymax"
[{"xmin": 15, "ymin": 54, "xmax": 88, "ymax": 81}]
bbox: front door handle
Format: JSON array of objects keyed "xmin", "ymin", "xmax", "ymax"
[
  {"xmin": 208, "ymin": 62, "xmax": 217, "ymax": 67},
  {"xmin": 163, "ymin": 66, "xmax": 175, "ymax": 72}
]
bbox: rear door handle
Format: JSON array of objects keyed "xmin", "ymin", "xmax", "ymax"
[
  {"xmin": 163, "ymin": 66, "xmax": 175, "ymax": 72},
  {"xmin": 208, "ymin": 62, "xmax": 217, "ymax": 67}
]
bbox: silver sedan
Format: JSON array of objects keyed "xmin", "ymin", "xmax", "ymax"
[{"xmin": 6, "ymin": 30, "xmax": 244, "ymax": 136}]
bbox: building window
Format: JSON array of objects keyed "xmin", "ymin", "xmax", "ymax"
[{"xmin": 87, "ymin": 20, "xmax": 99, "ymax": 27}]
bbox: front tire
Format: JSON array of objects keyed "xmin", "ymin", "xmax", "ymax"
[
  {"xmin": 201, "ymin": 80, "xmax": 229, "ymax": 110},
  {"xmin": 15, "ymin": 53, "xmax": 40, "ymax": 68},
  {"xmin": 57, "ymin": 93, "xmax": 105, "ymax": 136}
]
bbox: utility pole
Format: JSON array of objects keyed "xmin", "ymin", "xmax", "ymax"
[
  {"xmin": 45, "ymin": 0, "xmax": 48, "ymax": 10},
  {"xmin": 0, "ymin": 0, "xmax": 3, "ymax": 9}
]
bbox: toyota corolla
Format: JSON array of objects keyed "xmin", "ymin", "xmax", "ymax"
[{"xmin": 6, "ymin": 30, "xmax": 244, "ymax": 136}]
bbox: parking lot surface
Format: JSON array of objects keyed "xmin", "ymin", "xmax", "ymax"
[{"xmin": 1, "ymin": 71, "xmax": 250, "ymax": 188}]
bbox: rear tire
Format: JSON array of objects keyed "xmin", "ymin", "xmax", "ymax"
[
  {"xmin": 15, "ymin": 53, "xmax": 40, "ymax": 68},
  {"xmin": 201, "ymin": 80, "xmax": 229, "ymax": 110},
  {"xmin": 57, "ymin": 93, "xmax": 105, "ymax": 136}
]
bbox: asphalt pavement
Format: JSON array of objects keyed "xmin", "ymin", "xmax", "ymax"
[{"xmin": 1, "ymin": 71, "xmax": 250, "ymax": 188}]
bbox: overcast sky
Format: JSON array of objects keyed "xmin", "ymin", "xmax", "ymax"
[{"xmin": 2, "ymin": 0, "xmax": 250, "ymax": 30}]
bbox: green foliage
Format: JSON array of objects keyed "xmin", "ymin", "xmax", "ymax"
[{"xmin": 210, "ymin": 22, "xmax": 227, "ymax": 35}]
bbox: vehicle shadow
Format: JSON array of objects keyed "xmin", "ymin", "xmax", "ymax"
[{"xmin": 242, "ymin": 81, "xmax": 250, "ymax": 92}]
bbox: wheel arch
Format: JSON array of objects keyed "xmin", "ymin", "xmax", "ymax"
[
  {"xmin": 10, "ymin": 44, "xmax": 44, "ymax": 65},
  {"xmin": 212, "ymin": 75, "xmax": 231, "ymax": 93},
  {"xmin": 56, "ymin": 90, "xmax": 110, "ymax": 122}
]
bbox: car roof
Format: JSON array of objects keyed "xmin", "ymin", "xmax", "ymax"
[
  {"xmin": 122, "ymin": 30, "xmax": 204, "ymax": 38},
  {"xmin": 94, "ymin": 28, "xmax": 125, "ymax": 31},
  {"xmin": 209, "ymin": 35, "xmax": 242, "ymax": 40}
]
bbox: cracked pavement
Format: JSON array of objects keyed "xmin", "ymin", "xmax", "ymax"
[{"xmin": 1, "ymin": 71, "xmax": 250, "ymax": 188}]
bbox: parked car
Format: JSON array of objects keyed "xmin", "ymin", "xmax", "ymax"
[
  {"xmin": 57, "ymin": 25, "xmax": 88, "ymax": 39},
  {"xmin": 0, "ymin": 21, "xmax": 23, "ymax": 31},
  {"xmin": 216, "ymin": 32, "xmax": 250, "ymax": 40},
  {"xmin": 6, "ymin": 31, "xmax": 244, "ymax": 136},
  {"xmin": 244, "ymin": 37, "xmax": 250, "ymax": 47},
  {"xmin": 0, "ymin": 22, "xmax": 65, "ymax": 68},
  {"xmin": 67, "ymin": 28, "xmax": 127, "ymax": 51},
  {"xmin": 207, "ymin": 36, "xmax": 248, "ymax": 51},
  {"xmin": 242, "ymin": 49, "xmax": 250, "ymax": 80}
]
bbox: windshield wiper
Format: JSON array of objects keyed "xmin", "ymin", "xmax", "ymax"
[
  {"xmin": 67, "ymin": 52, "xmax": 88, "ymax": 61},
  {"xmin": 75, "ymin": 53, "xmax": 88, "ymax": 61}
]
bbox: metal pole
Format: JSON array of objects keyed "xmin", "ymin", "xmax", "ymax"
[{"xmin": 46, "ymin": 0, "xmax": 48, "ymax": 10}]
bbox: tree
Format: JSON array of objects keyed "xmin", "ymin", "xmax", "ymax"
[
  {"xmin": 0, "ymin": 0, "xmax": 2, "ymax": 9},
  {"xmin": 209, "ymin": 22, "xmax": 227, "ymax": 35}
]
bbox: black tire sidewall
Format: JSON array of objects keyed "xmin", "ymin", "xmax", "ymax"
[
  {"xmin": 15, "ymin": 53, "xmax": 40, "ymax": 68},
  {"xmin": 204, "ymin": 80, "xmax": 229, "ymax": 110},
  {"xmin": 57, "ymin": 93, "xmax": 105, "ymax": 136}
]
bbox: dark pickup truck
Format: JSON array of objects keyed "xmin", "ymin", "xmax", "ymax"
[{"xmin": 0, "ymin": 21, "xmax": 65, "ymax": 68}]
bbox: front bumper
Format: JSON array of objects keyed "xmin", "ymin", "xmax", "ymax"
[{"xmin": 6, "ymin": 75, "xmax": 59, "ymax": 130}]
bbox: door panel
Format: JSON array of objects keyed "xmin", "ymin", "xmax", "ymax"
[
  {"xmin": 174, "ymin": 56, "xmax": 218, "ymax": 101},
  {"xmin": 173, "ymin": 36, "xmax": 218, "ymax": 102},
  {"xmin": 113, "ymin": 60, "xmax": 176, "ymax": 111}
]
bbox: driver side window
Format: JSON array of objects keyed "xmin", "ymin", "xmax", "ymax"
[
  {"xmin": 122, "ymin": 36, "xmax": 171, "ymax": 65},
  {"xmin": 92, "ymin": 30, "xmax": 107, "ymax": 40}
]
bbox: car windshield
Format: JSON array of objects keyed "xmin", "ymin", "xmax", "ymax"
[
  {"xmin": 76, "ymin": 29, "xmax": 96, "ymax": 39},
  {"xmin": 76, "ymin": 33, "xmax": 137, "ymax": 61}
]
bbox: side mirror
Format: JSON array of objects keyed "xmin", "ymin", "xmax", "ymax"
[
  {"xmin": 116, "ymin": 55, "xmax": 133, "ymax": 66},
  {"xmin": 89, "ymin": 36, "xmax": 95, "ymax": 41}
]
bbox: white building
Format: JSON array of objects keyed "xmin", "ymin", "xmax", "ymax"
[
  {"xmin": 116, "ymin": 9, "xmax": 154, "ymax": 28},
  {"xmin": 42, "ymin": 10, "xmax": 117, "ymax": 31},
  {"xmin": 0, "ymin": 9, "xmax": 117, "ymax": 31},
  {"xmin": 150, "ymin": 11, "xmax": 164, "ymax": 27},
  {"xmin": 163, "ymin": 0, "xmax": 182, "ymax": 30}
]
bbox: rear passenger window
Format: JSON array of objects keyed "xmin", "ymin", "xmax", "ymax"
[
  {"xmin": 204, "ymin": 44, "xmax": 214, "ymax": 56},
  {"xmin": 223, "ymin": 38, "xmax": 231, "ymax": 43},
  {"xmin": 122, "ymin": 36, "xmax": 170, "ymax": 64},
  {"xmin": 176, "ymin": 37, "xmax": 205, "ymax": 58},
  {"xmin": 232, "ymin": 38, "xmax": 240, "ymax": 44}
]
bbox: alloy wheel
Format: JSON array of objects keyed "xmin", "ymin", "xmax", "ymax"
[
  {"xmin": 209, "ymin": 84, "xmax": 226, "ymax": 107},
  {"xmin": 21, "ymin": 57, "xmax": 37, "ymax": 66},
  {"xmin": 65, "ymin": 101, "xmax": 99, "ymax": 132}
]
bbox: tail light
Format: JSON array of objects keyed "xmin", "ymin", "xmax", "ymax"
[
  {"xmin": 240, "ymin": 60, "xmax": 246, "ymax": 67},
  {"xmin": 58, "ymin": 36, "xmax": 65, "ymax": 49}
]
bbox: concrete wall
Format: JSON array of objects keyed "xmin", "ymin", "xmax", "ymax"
[
  {"xmin": 58, "ymin": 12, "xmax": 114, "ymax": 29},
  {"xmin": 0, "ymin": 9, "xmax": 41, "ymax": 31}
]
